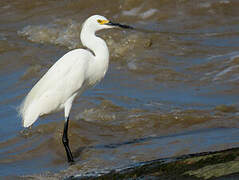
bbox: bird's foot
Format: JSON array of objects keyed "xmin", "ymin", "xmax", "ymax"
[{"xmin": 68, "ymin": 158, "xmax": 75, "ymax": 165}]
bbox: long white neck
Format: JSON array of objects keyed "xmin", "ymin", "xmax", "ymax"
[
  {"xmin": 80, "ymin": 25, "xmax": 109, "ymax": 63},
  {"xmin": 80, "ymin": 23, "xmax": 110, "ymax": 85}
]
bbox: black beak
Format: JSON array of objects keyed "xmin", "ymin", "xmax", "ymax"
[{"xmin": 107, "ymin": 21, "xmax": 134, "ymax": 29}]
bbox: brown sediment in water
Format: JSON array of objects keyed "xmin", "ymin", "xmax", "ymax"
[{"xmin": 1, "ymin": 0, "xmax": 239, "ymax": 178}]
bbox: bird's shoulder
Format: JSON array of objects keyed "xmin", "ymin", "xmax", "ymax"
[
  {"xmin": 36, "ymin": 49, "xmax": 92, "ymax": 87},
  {"xmin": 26, "ymin": 49, "xmax": 92, "ymax": 101},
  {"xmin": 47, "ymin": 48, "xmax": 93, "ymax": 74},
  {"xmin": 59, "ymin": 48, "xmax": 93, "ymax": 63}
]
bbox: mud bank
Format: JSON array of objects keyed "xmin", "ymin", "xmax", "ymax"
[{"xmin": 67, "ymin": 147, "xmax": 239, "ymax": 180}]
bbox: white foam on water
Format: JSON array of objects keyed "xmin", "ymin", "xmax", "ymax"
[
  {"xmin": 122, "ymin": 7, "xmax": 141, "ymax": 16},
  {"xmin": 139, "ymin": 9, "xmax": 158, "ymax": 19},
  {"xmin": 207, "ymin": 51, "xmax": 239, "ymax": 61},
  {"xmin": 127, "ymin": 59, "xmax": 138, "ymax": 70},
  {"xmin": 213, "ymin": 65, "xmax": 239, "ymax": 81},
  {"xmin": 17, "ymin": 19, "xmax": 81, "ymax": 49},
  {"xmin": 122, "ymin": 7, "xmax": 157, "ymax": 19}
]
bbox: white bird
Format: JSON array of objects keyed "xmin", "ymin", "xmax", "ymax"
[{"xmin": 19, "ymin": 15, "xmax": 133, "ymax": 162}]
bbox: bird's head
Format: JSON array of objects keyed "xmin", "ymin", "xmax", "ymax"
[{"xmin": 83, "ymin": 15, "xmax": 133, "ymax": 32}]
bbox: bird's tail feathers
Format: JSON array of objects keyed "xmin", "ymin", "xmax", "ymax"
[{"xmin": 19, "ymin": 99, "xmax": 39, "ymax": 128}]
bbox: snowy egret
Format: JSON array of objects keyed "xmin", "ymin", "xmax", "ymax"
[{"xmin": 19, "ymin": 15, "xmax": 133, "ymax": 162}]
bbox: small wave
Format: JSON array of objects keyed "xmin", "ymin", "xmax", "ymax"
[
  {"xmin": 17, "ymin": 19, "xmax": 151, "ymax": 61},
  {"xmin": 0, "ymin": 33, "xmax": 7, "ymax": 41},
  {"xmin": 207, "ymin": 51, "xmax": 239, "ymax": 61},
  {"xmin": 139, "ymin": 9, "xmax": 158, "ymax": 19},
  {"xmin": 201, "ymin": 51, "xmax": 239, "ymax": 82},
  {"xmin": 18, "ymin": 19, "xmax": 82, "ymax": 49},
  {"xmin": 213, "ymin": 65, "xmax": 239, "ymax": 81},
  {"xmin": 122, "ymin": 7, "xmax": 157, "ymax": 19},
  {"xmin": 122, "ymin": 7, "xmax": 141, "ymax": 16}
]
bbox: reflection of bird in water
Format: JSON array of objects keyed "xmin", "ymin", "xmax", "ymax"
[{"xmin": 19, "ymin": 15, "xmax": 133, "ymax": 162}]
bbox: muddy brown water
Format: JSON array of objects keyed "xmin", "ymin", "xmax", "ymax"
[{"xmin": 1, "ymin": 0, "xmax": 239, "ymax": 178}]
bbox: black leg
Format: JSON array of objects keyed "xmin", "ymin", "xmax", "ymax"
[{"xmin": 62, "ymin": 116, "xmax": 74, "ymax": 162}]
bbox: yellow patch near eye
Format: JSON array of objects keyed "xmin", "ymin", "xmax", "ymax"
[{"xmin": 97, "ymin": 19, "xmax": 109, "ymax": 25}]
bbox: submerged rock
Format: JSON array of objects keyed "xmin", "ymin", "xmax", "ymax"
[
  {"xmin": 66, "ymin": 147, "xmax": 239, "ymax": 180},
  {"xmin": 215, "ymin": 104, "xmax": 238, "ymax": 113}
]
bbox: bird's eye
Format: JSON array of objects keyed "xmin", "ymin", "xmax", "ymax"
[
  {"xmin": 97, "ymin": 19, "xmax": 109, "ymax": 25},
  {"xmin": 97, "ymin": 19, "xmax": 102, "ymax": 24}
]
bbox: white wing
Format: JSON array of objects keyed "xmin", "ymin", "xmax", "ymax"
[{"xmin": 20, "ymin": 49, "xmax": 93, "ymax": 127}]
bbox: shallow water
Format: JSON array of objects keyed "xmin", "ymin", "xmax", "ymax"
[{"xmin": 1, "ymin": 0, "xmax": 239, "ymax": 178}]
